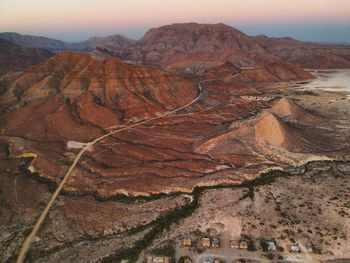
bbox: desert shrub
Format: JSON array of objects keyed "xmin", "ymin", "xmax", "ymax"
[
  {"xmin": 93, "ymin": 95, "xmax": 102, "ymax": 105},
  {"xmin": 260, "ymin": 239, "xmax": 268, "ymax": 252},
  {"xmin": 241, "ymin": 235, "xmax": 257, "ymax": 251},
  {"xmin": 265, "ymin": 253, "xmax": 275, "ymax": 260},
  {"xmin": 151, "ymin": 243, "xmax": 175, "ymax": 257},
  {"xmin": 178, "ymin": 256, "xmax": 191, "ymax": 263},
  {"xmin": 13, "ymin": 84, "xmax": 24, "ymax": 100}
]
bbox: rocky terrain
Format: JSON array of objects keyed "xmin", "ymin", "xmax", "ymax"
[
  {"xmin": 1, "ymin": 75, "xmax": 349, "ymax": 261},
  {"xmin": 0, "ymin": 23, "xmax": 350, "ymax": 263},
  {"xmin": 145, "ymin": 161, "xmax": 350, "ymax": 262},
  {"xmin": 1, "ymin": 52, "xmax": 338, "ymax": 199},
  {"xmin": 0, "ymin": 38, "xmax": 53, "ymax": 77}
]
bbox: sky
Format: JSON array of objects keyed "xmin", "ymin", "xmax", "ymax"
[{"xmin": 0, "ymin": 0, "xmax": 350, "ymax": 43}]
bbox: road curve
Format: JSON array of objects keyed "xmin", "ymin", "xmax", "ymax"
[{"xmin": 16, "ymin": 72, "xmax": 240, "ymax": 263}]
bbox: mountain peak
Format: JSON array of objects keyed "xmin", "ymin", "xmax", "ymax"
[{"xmin": 137, "ymin": 22, "xmax": 256, "ymax": 51}]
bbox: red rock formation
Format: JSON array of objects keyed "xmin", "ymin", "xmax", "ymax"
[
  {"xmin": 0, "ymin": 51, "xmax": 347, "ymax": 197},
  {"xmin": 0, "ymin": 51, "xmax": 197, "ymax": 142}
]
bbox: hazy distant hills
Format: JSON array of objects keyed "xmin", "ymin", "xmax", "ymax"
[
  {"xmin": 0, "ymin": 32, "xmax": 71, "ymax": 52},
  {"xmin": 0, "ymin": 38, "xmax": 53, "ymax": 76},
  {"xmin": 98, "ymin": 23, "xmax": 280, "ymax": 73},
  {"xmin": 1, "ymin": 23, "xmax": 350, "ymax": 74},
  {"xmin": 0, "ymin": 32, "xmax": 135, "ymax": 52},
  {"xmin": 96, "ymin": 23, "xmax": 350, "ymax": 73},
  {"xmin": 73, "ymin": 35, "xmax": 135, "ymax": 52},
  {"xmin": 253, "ymin": 35, "xmax": 350, "ymax": 69}
]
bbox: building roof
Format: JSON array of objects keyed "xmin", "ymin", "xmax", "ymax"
[
  {"xmin": 212, "ymin": 238, "xmax": 220, "ymax": 245},
  {"xmin": 291, "ymin": 243, "xmax": 300, "ymax": 252},
  {"xmin": 266, "ymin": 240, "xmax": 277, "ymax": 251}
]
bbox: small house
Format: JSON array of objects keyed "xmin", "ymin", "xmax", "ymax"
[
  {"xmin": 230, "ymin": 240, "xmax": 240, "ymax": 249},
  {"xmin": 266, "ymin": 240, "xmax": 277, "ymax": 251},
  {"xmin": 211, "ymin": 238, "xmax": 221, "ymax": 248},
  {"xmin": 147, "ymin": 256, "xmax": 170, "ymax": 263},
  {"xmin": 202, "ymin": 237, "xmax": 211, "ymax": 247},
  {"xmin": 290, "ymin": 243, "xmax": 300, "ymax": 253},
  {"xmin": 239, "ymin": 240, "xmax": 248, "ymax": 249},
  {"xmin": 182, "ymin": 238, "xmax": 192, "ymax": 247}
]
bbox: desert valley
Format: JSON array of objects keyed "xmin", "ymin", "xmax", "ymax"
[{"xmin": 0, "ymin": 13, "xmax": 350, "ymax": 263}]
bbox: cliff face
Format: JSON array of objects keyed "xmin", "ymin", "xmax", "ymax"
[{"xmin": 0, "ymin": 38, "xmax": 53, "ymax": 76}]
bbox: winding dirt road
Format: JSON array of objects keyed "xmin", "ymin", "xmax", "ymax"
[{"xmin": 16, "ymin": 72, "xmax": 241, "ymax": 263}]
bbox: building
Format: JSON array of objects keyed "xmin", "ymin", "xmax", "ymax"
[
  {"xmin": 231, "ymin": 240, "xmax": 248, "ymax": 249},
  {"xmin": 182, "ymin": 238, "xmax": 192, "ymax": 247},
  {"xmin": 230, "ymin": 240, "xmax": 240, "ymax": 249},
  {"xmin": 202, "ymin": 237, "xmax": 211, "ymax": 247},
  {"xmin": 147, "ymin": 257, "xmax": 170, "ymax": 263},
  {"xmin": 211, "ymin": 238, "xmax": 221, "ymax": 248},
  {"xmin": 266, "ymin": 240, "xmax": 277, "ymax": 251},
  {"xmin": 239, "ymin": 240, "xmax": 248, "ymax": 249},
  {"xmin": 290, "ymin": 243, "xmax": 300, "ymax": 253}
]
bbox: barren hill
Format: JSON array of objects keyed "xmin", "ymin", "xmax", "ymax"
[
  {"xmin": 269, "ymin": 97, "xmax": 319, "ymax": 122},
  {"xmin": 254, "ymin": 112, "xmax": 297, "ymax": 146},
  {"xmin": 100, "ymin": 23, "xmax": 281, "ymax": 74},
  {"xmin": 0, "ymin": 52, "xmax": 197, "ymax": 142}
]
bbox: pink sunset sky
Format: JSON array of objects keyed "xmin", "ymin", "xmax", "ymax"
[{"xmin": 1, "ymin": 0, "xmax": 350, "ymax": 42}]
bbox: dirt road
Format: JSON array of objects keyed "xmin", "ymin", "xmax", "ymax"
[{"xmin": 15, "ymin": 72, "xmax": 240, "ymax": 262}]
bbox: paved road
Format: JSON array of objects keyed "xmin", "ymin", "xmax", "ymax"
[{"xmin": 15, "ymin": 71, "xmax": 240, "ymax": 262}]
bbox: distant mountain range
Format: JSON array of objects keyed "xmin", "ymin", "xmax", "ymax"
[
  {"xmin": 0, "ymin": 38, "xmax": 53, "ymax": 76},
  {"xmin": 95, "ymin": 23, "xmax": 350, "ymax": 72},
  {"xmin": 0, "ymin": 32, "xmax": 135, "ymax": 52},
  {"xmin": 1, "ymin": 22, "xmax": 350, "ymax": 76}
]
